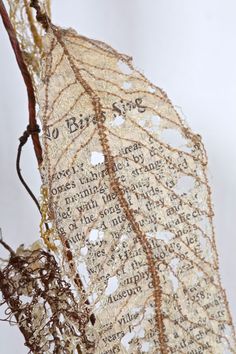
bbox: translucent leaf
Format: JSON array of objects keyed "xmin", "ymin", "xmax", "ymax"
[{"xmin": 33, "ymin": 25, "xmax": 236, "ymax": 353}]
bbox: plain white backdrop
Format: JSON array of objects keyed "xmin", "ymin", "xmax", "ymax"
[{"xmin": 0, "ymin": 1, "xmax": 235, "ymax": 352}]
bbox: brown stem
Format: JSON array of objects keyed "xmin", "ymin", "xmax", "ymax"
[{"xmin": 0, "ymin": 0, "xmax": 42, "ymax": 165}]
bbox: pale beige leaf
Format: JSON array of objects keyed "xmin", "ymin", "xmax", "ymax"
[{"xmin": 36, "ymin": 25, "xmax": 236, "ymax": 354}]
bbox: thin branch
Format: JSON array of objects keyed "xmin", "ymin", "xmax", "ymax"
[
  {"xmin": 0, "ymin": 228, "xmax": 15, "ymax": 256},
  {"xmin": 0, "ymin": 0, "xmax": 42, "ymax": 164}
]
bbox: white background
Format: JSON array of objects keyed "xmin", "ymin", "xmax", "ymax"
[{"xmin": 0, "ymin": 1, "xmax": 235, "ymax": 352}]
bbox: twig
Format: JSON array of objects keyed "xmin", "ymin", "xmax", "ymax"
[
  {"xmin": 0, "ymin": 228, "xmax": 15, "ymax": 256},
  {"xmin": 0, "ymin": 0, "xmax": 43, "ymax": 164}
]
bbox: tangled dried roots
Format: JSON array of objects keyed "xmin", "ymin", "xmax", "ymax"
[{"xmin": 0, "ymin": 247, "xmax": 95, "ymax": 353}]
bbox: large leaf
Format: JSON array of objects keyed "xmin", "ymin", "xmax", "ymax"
[{"xmin": 36, "ymin": 25, "xmax": 236, "ymax": 353}]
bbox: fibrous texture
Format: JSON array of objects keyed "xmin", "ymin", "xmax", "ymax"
[
  {"xmin": 6, "ymin": 0, "xmax": 50, "ymax": 87},
  {"xmin": 0, "ymin": 2, "xmax": 235, "ymax": 353},
  {"xmin": 0, "ymin": 243, "xmax": 95, "ymax": 353},
  {"xmin": 31, "ymin": 24, "xmax": 235, "ymax": 353}
]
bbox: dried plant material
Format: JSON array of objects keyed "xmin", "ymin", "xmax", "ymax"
[
  {"xmin": 0, "ymin": 242, "xmax": 95, "ymax": 353},
  {"xmin": 0, "ymin": 1, "xmax": 235, "ymax": 352},
  {"xmin": 32, "ymin": 24, "xmax": 236, "ymax": 354},
  {"xmin": 6, "ymin": 0, "xmax": 51, "ymax": 86}
]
